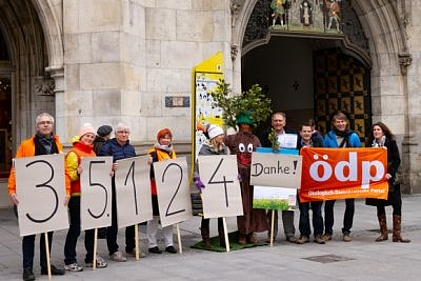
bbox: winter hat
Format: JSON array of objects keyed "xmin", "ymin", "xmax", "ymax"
[
  {"xmin": 236, "ymin": 111, "xmax": 254, "ymax": 125},
  {"xmin": 79, "ymin": 123, "xmax": 96, "ymax": 138},
  {"xmin": 157, "ymin": 128, "xmax": 172, "ymax": 141},
  {"xmin": 207, "ymin": 124, "xmax": 224, "ymax": 139},
  {"xmin": 97, "ymin": 125, "xmax": 113, "ymax": 137}
]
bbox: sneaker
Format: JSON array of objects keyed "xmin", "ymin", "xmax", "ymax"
[
  {"xmin": 322, "ymin": 234, "xmax": 332, "ymax": 241},
  {"xmin": 296, "ymin": 236, "xmax": 310, "ymax": 244},
  {"xmin": 148, "ymin": 246, "xmax": 162, "ymax": 254},
  {"xmin": 165, "ymin": 245, "xmax": 177, "ymax": 254},
  {"xmin": 23, "ymin": 269, "xmax": 35, "ymax": 281},
  {"xmin": 314, "ymin": 235, "xmax": 326, "ymax": 244},
  {"xmin": 286, "ymin": 236, "xmax": 298, "ymax": 243},
  {"xmin": 343, "ymin": 233, "xmax": 353, "ymax": 242},
  {"xmin": 110, "ymin": 251, "xmax": 127, "ymax": 262},
  {"xmin": 85, "ymin": 256, "xmax": 107, "ymax": 268},
  {"xmin": 64, "ymin": 263, "xmax": 83, "ymax": 272}
]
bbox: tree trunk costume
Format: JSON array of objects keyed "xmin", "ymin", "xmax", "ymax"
[{"xmin": 225, "ymin": 131, "xmax": 268, "ymax": 243}]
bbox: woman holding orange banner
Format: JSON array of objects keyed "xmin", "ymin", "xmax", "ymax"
[
  {"xmin": 322, "ymin": 111, "xmax": 361, "ymax": 242},
  {"xmin": 365, "ymin": 122, "xmax": 410, "ymax": 243}
]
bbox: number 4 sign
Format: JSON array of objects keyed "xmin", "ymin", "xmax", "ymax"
[
  {"xmin": 153, "ymin": 157, "xmax": 193, "ymax": 228},
  {"xmin": 198, "ymin": 155, "xmax": 243, "ymax": 219}
]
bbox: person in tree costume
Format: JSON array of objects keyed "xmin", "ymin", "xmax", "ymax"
[{"xmin": 225, "ymin": 112, "xmax": 268, "ymax": 245}]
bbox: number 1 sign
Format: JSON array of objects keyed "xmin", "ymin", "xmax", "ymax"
[{"xmin": 115, "ymin": 156, "xmax": 153, "ymax": 228}]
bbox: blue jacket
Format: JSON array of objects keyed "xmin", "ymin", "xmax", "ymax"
[
  {"xmin": 323, "ymin": 130, "xmax": 361, "ymax": 148},
  {"xmin": 99, "ymin": 138, "xmax": 136, "ymax": 161}
]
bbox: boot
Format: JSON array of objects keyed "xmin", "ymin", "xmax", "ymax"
[
  {"xmin": 201, "ymin": 227, "xmax": 213, "ymax": 249},
  {"xmin": 375, "ymin": 214, "xmax": 388, "ymax": 242},
  {"xmin": 238, "ymin": 233, "xmax": 247, "ymax": 245},
  {"xmin": 392, "ymin": 215, "xmax": 411, "ymax": 243},
  {"xmin": 247, "ymin": 233, "xmax": 258, "ymax": 245}
]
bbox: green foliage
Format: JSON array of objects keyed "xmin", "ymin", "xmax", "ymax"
[
  {"xmin": 268, "ymin": 128, "xmax": 280, "ymax": 151},
  {"xmin": 252, "ymin": 199, "xmax": 292, "ymax": 210},
  {"xmin": 209, "ymin": 79, "xmax": 272, "ymax": 129}
]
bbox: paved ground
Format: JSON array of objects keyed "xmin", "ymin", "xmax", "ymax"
[{"xmin": 1, "ymin": 195, "xmax": 421, "ymax": 281}]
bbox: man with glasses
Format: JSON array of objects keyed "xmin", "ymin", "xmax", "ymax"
[
  {"xmin": 259, "ymin": 112, "xmax": 298, "ymax": 243},
  {"xmin": 99, "ymin": 123, "xmax": 137, "ymax": 262},
  {"xmin": 8, "ymin": 112, "xmax": 69, "ymax": 281}
]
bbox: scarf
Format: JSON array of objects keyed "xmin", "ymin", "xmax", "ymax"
[
  {"xmin": 372, "ymin": 135, "xmax": 386, "ymax": 148},
  {"xmin": 154, "ymin": 142, "xmax": 174, "ymax": 155},
  {"xmin": 333, "ymin": 128, "xmax": 353, "ymax": 147},
  {"xmin": 35, "ymin": 132, "xmax": 54, "ymax": 154}
]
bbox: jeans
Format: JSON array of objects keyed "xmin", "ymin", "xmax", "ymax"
[
  {"xmin": 267, "ymin": 210, "xmax": 296, "ymax": 239},
  {"xmin": 22, "ymin": 232, "xmax": 53, "ymax": 270},
  {"xmin": 64, "ymin": 196, "xmax": 81, "ymax": 265},
  {"xmin": 106, "ymin": 181, "xmax": 136, "ymax": 255},
  {"xmin": 324, "ymin": 198, "xmax": 355, "ymax": 235},
  {"xmin": 298, "ymin": 199, "xmax": 323, "ymax": 237},
  {"xmin": 107, "ymin": 182, "xmax": 119, "ymax": 255},
  {"xmin": 63, "ymin": 196, "xmax": 97, "ymax": 264}
]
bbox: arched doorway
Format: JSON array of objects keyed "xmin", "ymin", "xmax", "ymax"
[
  {"xmin": 0, "ymin": 0, "xmax": 62, "ymax": 206},
  {"xmin": 240, "ymin": 0, "xmax": 372, "ymax": 141},
  {"xmin": 0, "ymin": 31, "xmax": 12, "ymax": 179}
]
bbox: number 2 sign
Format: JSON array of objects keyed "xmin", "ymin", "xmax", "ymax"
[
  {"xmin": 153, "ymin": 157, "xmax": 193, "ymax": 227},
  {"xmin": 15, "ymin": 154, "xmax": 69, "ymax": 237}
]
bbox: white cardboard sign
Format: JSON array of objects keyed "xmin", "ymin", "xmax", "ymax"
[
  {"xmin": 15, "ymin": 154, "xmax": 69, "ymax": 236},
  {"xmin": 250, "ymin": 152, "xmax": 302, "ymax": 188},
  {"xmin": 198, "ymin": 155, "xmax": 243, "ymax": 219},
  {"xmin": 153, "ymin": 157, "xmax": 193, "ymax": 227},
  {"xmin": 80, "ymin": 156, "xmax": 113, "ymax": 230},
  {"xmin": 114, "ymin": 156, "xmax": 153, "ymax": 228}
]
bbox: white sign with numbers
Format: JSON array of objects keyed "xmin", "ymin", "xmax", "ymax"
[
  {"xmin": 80, "ymin": 156, "xmax": 113, "ymax": 230},
  {"xmin": 115, "ymin": 156, "xmax": 153, "ymax": 228},
  {"xmin": 15, "ymin": 154, "xmax": 69, "ymax": 237},
  {"xmin": 153, "ymin": 157, "xmax": 193, "ymax": 227},
  {"xmin": 198, "ymin": 155, "xmax": 243, "ymax": 219}
]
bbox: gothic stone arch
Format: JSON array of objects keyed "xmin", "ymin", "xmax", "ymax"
[
  {"xmin": 0, "ymin": 0, "xmax": 63, "ymax": 147},
  {"xmin": 231, "ymin": 0, "xmax": 415, "ymax": 192}
]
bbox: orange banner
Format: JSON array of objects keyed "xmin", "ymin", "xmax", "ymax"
[{"xmin": 299, "ymin": 147, "xmax": 389, "ymax": 202}]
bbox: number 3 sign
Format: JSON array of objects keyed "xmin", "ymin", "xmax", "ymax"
[{"xmin": 15, "ymin": 154, "xmax": 69, "ymax": 237}]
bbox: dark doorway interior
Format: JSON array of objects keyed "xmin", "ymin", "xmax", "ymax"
[{"xmin": 241, "ymin": 36, "xmax": 371, "ymax": 142}]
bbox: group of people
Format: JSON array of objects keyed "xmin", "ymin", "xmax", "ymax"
[
  {"xmin": 8, "ymin": 113, "xmax": 179, "ymax": 281},
  {"xmin": 8, "ymin": 111, "xmax": 411, "ymax": 281},
  {"xmin": 196, "ymin": 110, "xmax": 410, "ymax": 250}
]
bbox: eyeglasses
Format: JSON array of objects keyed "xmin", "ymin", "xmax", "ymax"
[
  {"xmin": 116, "ymin": 131, "xmax": 129, "ymax": 134},
  {"xmin": 38, "ymin": 121, "xmax": 54, "ymax": 125}
]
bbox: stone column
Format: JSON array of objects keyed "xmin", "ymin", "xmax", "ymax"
[{"xmin": 60, "ymin": 0, "xmax": 145, "ymax": 142}]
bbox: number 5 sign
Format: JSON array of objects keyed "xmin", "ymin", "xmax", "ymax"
[
  {"xmin": 153, "ymin": 157, "xmax": 193, "ymax": 227},
  {"xmin": 15, "ymin": 154, "xmax": 69, "ymax": 236},
  {"xmin": 80, "ymin": 157, "xmax": 113, "ymax": 230},
  {"xmin": 198, "ymin": 155, "xmax": 243, "ymax": 219}
]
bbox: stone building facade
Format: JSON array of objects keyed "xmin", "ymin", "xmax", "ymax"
[{"xmin": 0, "ymin": 0, "xmax": 419, "ymax": 207}]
